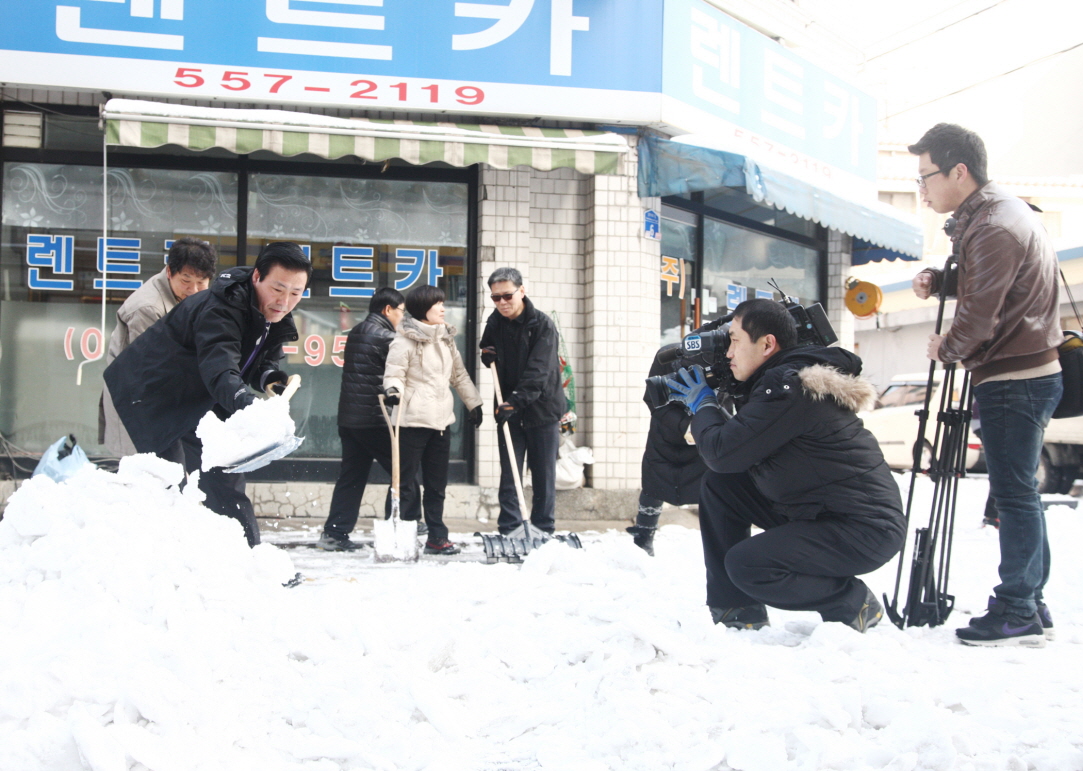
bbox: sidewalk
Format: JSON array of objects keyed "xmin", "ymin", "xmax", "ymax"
[{"xmin": 259, "ymin": 506, "xmax": 701, "ymax": 539}]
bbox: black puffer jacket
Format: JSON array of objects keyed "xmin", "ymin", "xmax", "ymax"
[
  {"xmin": 479, "ymin": 297, "xmax": 565, "ymax": 428},
  {"xmin": 691, "ymin": 346, "xmax": 904, "ymax": 533},
  {"xmin": 338, "ymin": 311, "xmax": 397, "ymax": 429},
  {"xmin": 641, "ymin": 346, "xmax": 706, "ymax": 505},
  {"xmin": 104, "ymin": 266, "xmax": 298, "ymax": 454}
]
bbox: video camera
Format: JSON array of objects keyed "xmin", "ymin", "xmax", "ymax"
[{"xmin": 644, "ymin": 281, "xmax": 838, "ymax": 410}]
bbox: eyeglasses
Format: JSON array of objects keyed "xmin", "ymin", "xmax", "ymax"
[
  {"xmin": 490, "ymin": 291, "xmax": 518, "ymax": 303},
  {"xmin": 915, "ymin": 169, "xmax": 945, "ymax": 188}
]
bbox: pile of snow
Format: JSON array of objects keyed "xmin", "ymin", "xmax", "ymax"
[
  {"xmin": 196, "ymin": 396, "xmax": 296, "ymax": 471},
  {"xmin": 2, "ymin": 468, "xmax": 1082, "ymax": 770}
]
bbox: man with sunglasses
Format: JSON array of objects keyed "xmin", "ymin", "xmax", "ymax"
[
  {"xmin": 910, "ymin": 123, "xmax": 1062, "ymax": 648},
  {"xmin": 479, "ymin": 267, "xmax": 566, "ymax": 537}
]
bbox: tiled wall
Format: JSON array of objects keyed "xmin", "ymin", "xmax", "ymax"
[{"xmin": 474, "ymin": 142, "xmax": 662, "ymax": 492}]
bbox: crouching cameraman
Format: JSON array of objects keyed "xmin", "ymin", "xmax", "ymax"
[{"xmin": 666, "ymin": 298, "xmax": 905, "ymax": 632}]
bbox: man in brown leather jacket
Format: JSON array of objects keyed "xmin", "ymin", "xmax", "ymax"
[{"xmin": 910, "ymin": 123, "xmax": 1062, "ymax": 648}]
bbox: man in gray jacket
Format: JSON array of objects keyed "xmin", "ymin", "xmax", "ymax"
[
  {"xmin": 100, "ymin": 237, "xmax": 217, "ymax": 456},
  {"xmin": 911, "ymin": 123, "xmax": 1062, "ymax": 647}
]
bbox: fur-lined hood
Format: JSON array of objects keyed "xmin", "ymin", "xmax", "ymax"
[
  {"xmin": 799, "ymin": 364, "xmax": 878, "ymax": 412},
  {"xmin": 743, "ymin": 345, "xmax": 876, "ymax": 414}
]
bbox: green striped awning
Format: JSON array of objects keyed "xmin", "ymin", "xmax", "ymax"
[{"xmin": 102, "ymin": 99, "xmax": 627, "ymax": 175}]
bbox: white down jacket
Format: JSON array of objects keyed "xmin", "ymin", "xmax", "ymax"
[{"xmin": 383, "ymin": 317, "xmax": 483, "ymax": 430}]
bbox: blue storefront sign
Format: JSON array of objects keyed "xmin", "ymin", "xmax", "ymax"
[
  {"xmin": 661, "ymin": 0, "xmax": 877, "ymax": 188},
  {"xmin": 0, "ymin": 1, "xmax": 663, "ymax": 121},
  {"xmin": 0, "ymin": 0, "xmax": 878, "ymax": 187}
]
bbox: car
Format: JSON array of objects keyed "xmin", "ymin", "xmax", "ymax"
[{"xmin": 859, "ymin": 372, "xmax": 982, "ymax": 473}]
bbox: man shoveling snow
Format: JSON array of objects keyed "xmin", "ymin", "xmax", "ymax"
[{"xmin": 104, "ymin": 242, "xmax": 311, "ymax": 546}]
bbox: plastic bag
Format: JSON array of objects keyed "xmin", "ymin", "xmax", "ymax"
[
  {"xmin": 32, "ymin": 434, "xmax": 91, "ymax": 483},
  {"xmin": 555, "ymin": 435, "xmax": 594, "ymax": 490}
]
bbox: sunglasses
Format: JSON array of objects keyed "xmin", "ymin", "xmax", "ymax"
[{"xmin": 490, "ymin": 291, "xmax": 518, "ymax": 302}]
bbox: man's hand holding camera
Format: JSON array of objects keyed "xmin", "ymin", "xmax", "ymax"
[{"xmin": 665, "ymin": 365, "xmax": 719, "ymax": 415}]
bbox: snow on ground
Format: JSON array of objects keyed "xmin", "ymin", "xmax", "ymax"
[{"xmin": 1, "ymin": 458, "xmax": 1082, "ymax": 771}]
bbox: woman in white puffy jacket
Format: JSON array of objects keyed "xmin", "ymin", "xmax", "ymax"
[{"xmin": 383, "ymin": 284, "xmax": 484, "ymax": 554}]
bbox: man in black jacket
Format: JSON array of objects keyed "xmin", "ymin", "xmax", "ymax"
[
  {"xmin": 480, "ymin": 267, "xmax": 566, "ymax": 536},
  {"xmin": 104, "ymin": 242, "xmax": 311, "ymax": 547},
  {"xmin": 667, "ymin": 299, "xmax": 905, "ymax": 632},
  {"xmin": 319, "ymin": 287, "xmax": 412, "ymax": 551}
]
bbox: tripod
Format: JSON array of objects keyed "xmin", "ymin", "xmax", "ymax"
[{"xmin": 884, "ymin": 253, "xmax": 974, "ymax": 628}]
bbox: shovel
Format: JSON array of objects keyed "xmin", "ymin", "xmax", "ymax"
[
  {"xmin": 221, "ymin": 375, "xmax": 305, "ymax": 474},
  {"xmin": 374, "ymin": 393, "xmax": 419, "ymax": 562},
  {"xmin": 475, "ymin": 363, "xmax": 582, "ymax": 563}
]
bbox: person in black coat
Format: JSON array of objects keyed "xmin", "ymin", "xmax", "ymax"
[
  {"xmin": 627, "ymin": 345, "xmax": 708, "ymax": 556},
  {"xmin": 319, "ymin": 287, "xmax": 414, "ymax": 551},
  {"xmin": 479, "ymin": 267, "xmax": 566, "ymax": 536},
  {"xmin": 104, "ymin": 242, "xmax": 311, "ymax": 547},
  {"xmin": 666, "ymin": 299, "xmax": 905, "ymax": 632}
]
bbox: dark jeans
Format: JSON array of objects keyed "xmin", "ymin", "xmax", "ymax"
[
  {"xmin": 699, "ymin": 470, "xmax": 903, "ymax": 622},
  {"xmin": 324, "ymin": 426, "xmax": 406, "ymax": 539},
  {"xmin": 399, "ymin": 427, "xmax": 452, "ymax": 542},
  {"xmin": 497, "ymin": 420, "xmax": 559, "ymax": 534},
  {"xmin": 162, "ymin": 431, "xmax": 260, "ymax": 548},
  {"xmin": 973, "ymin": 373, "xmax": 1062, "ymax": 614}
]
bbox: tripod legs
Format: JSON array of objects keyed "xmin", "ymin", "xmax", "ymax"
[{"xmin": 885, "ymin": 365, "xmax": 970, "ymax": 628}]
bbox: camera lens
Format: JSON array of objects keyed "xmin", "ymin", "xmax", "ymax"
[{"xmin": 644, "ymin": 375, "xmax": 674, "ymax": 411}]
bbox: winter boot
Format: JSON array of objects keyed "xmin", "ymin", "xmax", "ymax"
[
  {"xmin": 846, "ymin": 587, "xmax": 883, "ymax": 633},
  {"xmin": 424, "ymin": 538, "xmax": 461, "ymax": 555},
  {"xmin": 710, "ymin": 604, "xmax": 770, "ymax": 630},
  {"xmin": 317, "ymin": 533, "xmax": 365, "ymax": 551},
  {"xmin": 627, "ymin": 500, "xmax": 661, "ymax": 556},
  {"xmin": 956, "ymin": 596, "xmax": 1045, "ymax": 647}
]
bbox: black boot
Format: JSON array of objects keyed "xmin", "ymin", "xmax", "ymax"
[
  {"xmin": 626, "ymin": 525, "xmax": 656, "ymax": 556},
  {"xmin": 627, "ymin": 498, "xmax": 661, "ymax": 556}
]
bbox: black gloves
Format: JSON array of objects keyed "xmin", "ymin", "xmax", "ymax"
[
  {"xmin": 261, "ymin": 369, "xmax": 289, "ymax": 396},
  {"xmin": 384, "ymin": 387, "xmax": 400, "ymax": 407},
  {"xmin": 495, "ymin": 402, "xmax": 515, "ymax": 426},
  {"xmin": 470, "ymin": 405, "xmax": 484, "ymax": 427},
  {"xmin": 480, "ymin": 346, "xmax": 497, "ymax": 367}
]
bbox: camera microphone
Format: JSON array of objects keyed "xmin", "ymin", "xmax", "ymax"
[{"xmin": 656, "ymin": 344, "xmax": 682, "ymax": 365}]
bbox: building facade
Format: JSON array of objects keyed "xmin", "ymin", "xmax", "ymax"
[{"xmin": 0, "ymin": 0, "xmax": 919, "ymax": 515}]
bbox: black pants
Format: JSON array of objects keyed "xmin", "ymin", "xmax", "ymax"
[
  {"xmin": 324, "ymin": 426, "xmax": 407, "ymax": 539},
  {"xmin": 497, "ymin": 420, "xmax": 559, "ymax": 535},
  {"xmin": 699, "ymin": 470, "xmax": 902, "ymax": 623},
  {"xmin": 398, "ymin": 427, "xmax": 451, "ymax": 542},
  {"xmin": 161, "ymin": 431, "xmax": 260, "ymax": 548}
]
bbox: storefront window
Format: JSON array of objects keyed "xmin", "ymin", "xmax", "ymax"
[
  {"xmin": 246, "ymin": 173, "xmax": 470, "ymax": 461},
  {"xmin": 0, "ymin": 161, "xmax": 238, "ymax": 453},
  {"xmin": 660, "ymin": 209, "xmax": 696, "ymax": 346},
  {"xmin": 702, "ymin": 217, "xmax": 820, "ymax": 310}
]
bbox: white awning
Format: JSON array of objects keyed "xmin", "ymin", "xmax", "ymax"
[{"xmin": 101, "ymin": 99, "xmax": 628, "ymax": 175}]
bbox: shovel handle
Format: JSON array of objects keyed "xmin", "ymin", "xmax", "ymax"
[
  {"xmin": 378, "ymin": 394, "xmax": 402, "ymax": 504},
  {"xmin": 280, "ymin": 374, "xmax": 302, "ymax": 402},
  {"xmin": 490, "ymin": 362, "xmax": 531, "ymax": 530}
]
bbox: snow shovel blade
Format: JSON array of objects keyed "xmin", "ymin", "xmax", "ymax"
[
  {"xmin": 373, "ymin": 517, "xmax": 419, "ymax": 562},
  {"xmin": 373, "ymin": 494, "xmax": 419, "ymax": 563},
  {"xmin": 475, "ymin": 529, "xmax": 583, "ymax": 564},
  {"xmin": 221, "ymin": 434, "xmax": 305, "ymax": 474}
]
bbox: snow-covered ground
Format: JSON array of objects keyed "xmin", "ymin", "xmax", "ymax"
[{"xmin": 1, "ymin": 456, "xmax": 1082, "ymax": 771}]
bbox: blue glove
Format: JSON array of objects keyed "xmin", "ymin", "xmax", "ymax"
[{"xmin": 665, "ymin": 366, "xmax": 718, "ymax": 415}]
